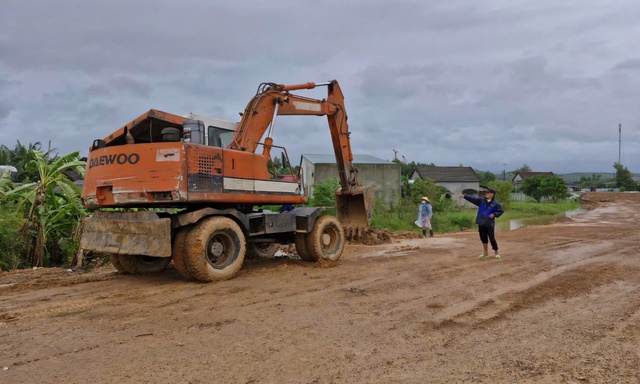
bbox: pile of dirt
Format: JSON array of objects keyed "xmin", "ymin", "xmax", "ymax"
[
  {"xmin": 347, "ymin": 227, "xmax": 394, "ymax": 245},
  {"xmin": 579, "ymin": 191, "xmax": 640, "ymax": 207}
]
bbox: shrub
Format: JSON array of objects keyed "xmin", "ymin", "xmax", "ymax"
[
  {"xmin": 308, "ymin": 178, "xmax": 340, "ymax": 216},
  {"xmin": 0, "ymin": 202, "xmax": 29, "ymax": 270}
]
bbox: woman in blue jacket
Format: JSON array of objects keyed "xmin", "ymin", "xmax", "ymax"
[
  {"xmin": 459, "ymin": 189, "xmax": 504, "ymax": 259},
  {"xmin": 417, "ymin": 196, "xmax": 433, "ymax": 238}
]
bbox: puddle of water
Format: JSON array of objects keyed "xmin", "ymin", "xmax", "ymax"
[{"xmin": 495, "ymin": 209, "xmax": 586, "ymax": 231}]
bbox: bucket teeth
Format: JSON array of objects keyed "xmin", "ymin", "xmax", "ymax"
[{"xmin": 344, "ymin": 226, "xmax": 366, "ymax": 241}]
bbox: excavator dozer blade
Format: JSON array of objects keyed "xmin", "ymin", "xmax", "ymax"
[
  {"xmin": 335, "ymin": 186, "xmax": 375, "ymax": 240},
  {"xmin": 80, "ymin": 211, "xmax": 172, "ymax": 257}
]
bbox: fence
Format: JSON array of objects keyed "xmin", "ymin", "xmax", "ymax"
[{"xmin": 510, "ymin": 192, "xmax": 535, "ymax": 202}]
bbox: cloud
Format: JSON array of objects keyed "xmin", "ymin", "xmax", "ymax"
[
  {"xmin": 0, "ymin": 103, "xmax": 12, "ymax": 120},
  {"xmin": 1, "ymin": 0, "xmax": 639, "ymax": 173}
]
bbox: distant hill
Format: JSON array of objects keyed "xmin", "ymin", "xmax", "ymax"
[
  {"xmin": 491, "ymin": 172, "xmax": 626, "ymax": 183},
  {"xmin": 558, "ymin": 173, "xmax": 616, "ymax": 183}
]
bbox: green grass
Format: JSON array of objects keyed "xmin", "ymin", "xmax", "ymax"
[
  {"xmin": 372, "ymin": 199, "xmax": 581, "ymax": 234},
  {"xmin": 260, "ymin": 196, "xmax": 581, "ymax": 235},
  {"xmin": 500, "ymin": 200, "xmax": 581, "ymax": 221}
]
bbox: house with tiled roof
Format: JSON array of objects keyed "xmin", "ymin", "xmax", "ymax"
[
  {"xmin": 410, "ymin": 165, "xmax": 480, "ymax": 205},
  {"xmin": 512, "ymin": 171, "xmax": 554, "ymax": 192}
]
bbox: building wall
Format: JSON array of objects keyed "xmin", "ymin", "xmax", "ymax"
[
  {"xmin": 407, "ymin": 175, "xmax": 480, "ymax": 207},
  {"xmin": 301, "ymin": 159, "xmax": 401, "ymax": 203},
  {"xmin": 512, "ymin": 174, "xmax": 524, "ymax": 191},
  {"xmin": 300, "ymin": 157, "xmax": 316, "ymax": 196},
  {"xmin": 438, "ymin": 181, "xmax": 480, "ymax": 207}
]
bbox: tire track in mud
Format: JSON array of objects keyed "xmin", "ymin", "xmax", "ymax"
[{"xmin": 427, "ymin": 248, "xmax": 640, "ymax": 327}]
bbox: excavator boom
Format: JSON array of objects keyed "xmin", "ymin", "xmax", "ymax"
[{"xmin": 229, "ymin": 80, "xmax": 373, "ymax": 232}]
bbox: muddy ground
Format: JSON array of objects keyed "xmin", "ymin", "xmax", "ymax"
[{"xmin": 1, "ymin": 192, "xmax": 639, "ymax": 383}]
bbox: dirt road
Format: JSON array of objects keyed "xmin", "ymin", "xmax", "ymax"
[{"xmin": 1, "ymin": 192, "xmax": 639, "ymax": 383}]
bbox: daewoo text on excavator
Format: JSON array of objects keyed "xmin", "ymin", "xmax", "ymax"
[{"xmin": 80, "ymin": 80, "xmax": 374, "ymax": 282}]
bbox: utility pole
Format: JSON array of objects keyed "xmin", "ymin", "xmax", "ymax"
[
  {"xmin": 503, "ymin": 163, "xmax": 506, "ymax": 181},
  {"xmin": 618, "ymin": 123, "xmax": 621, "ymax": 164}
]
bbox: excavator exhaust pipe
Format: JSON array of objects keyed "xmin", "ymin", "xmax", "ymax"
[{"xmin": 335, "ymin": 186, "xmax": 375, "ymax": 241}]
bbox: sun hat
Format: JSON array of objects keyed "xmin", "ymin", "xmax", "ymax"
[{"xmin": 421, "ymin": 196, "xmax": 429, "ymax": 202}]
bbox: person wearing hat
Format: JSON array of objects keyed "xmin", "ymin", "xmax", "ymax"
[
  {"xmin": 459, "ymin": 188, "xmax": 504, "ymax": 259},
  {"xmin": 417, "ymin": 196, "xmax": 433, "ymax": 238}
]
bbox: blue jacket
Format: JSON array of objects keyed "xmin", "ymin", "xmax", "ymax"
[
  {"xmin": 419, "ymin": 202, "xmax": 432, "ymax": 219},
  {"xmin": 463, "ymin": 195, "xmax": 504, "ymax": 228}
]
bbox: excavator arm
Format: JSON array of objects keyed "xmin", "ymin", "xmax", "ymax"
[
  {"xmin": 230, "ymin": 80, "xmax": 357, "ymax": 192},
  {"xmin": 229, "ymin": 80, "xmax": 374, "ymax": 233}
]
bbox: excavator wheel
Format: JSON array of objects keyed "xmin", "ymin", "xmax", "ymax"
[
  {"xmin": 295, "ymin": 233, "xmax": 315, "ymax": 261},
  {"xmin": 172, "ymin": 226, "xmax": 194, "ymax": 280},
  {"xmin": 117, "ymin": 255, "xmax": 172, "ymax": 274},
  {"xmin": 306, "ymin": 215, "xmax": 345, "ymax": 262},
  {"xmin": 246, "ymin": 242, "xmax": 279, "ymax": 259},
  {"xmin": 184, "ymin": 216, "xmax": 246, "ymax": 282},
  {"xmin": 109, "ymin": 254, "xmax": 127, "ymax": 272}
]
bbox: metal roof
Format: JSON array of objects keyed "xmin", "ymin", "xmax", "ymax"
[
  {"xmin": 413, "ymin": 165, "xmax": 479, "ymax": 182},
  {"xmin": 301, "ymin": 154, "xmax": 395, "ymax": 165}
]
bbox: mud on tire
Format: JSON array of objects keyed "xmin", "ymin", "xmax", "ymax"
[
  {"xmin": 184, "ymin": 217, "xmax": 246, "ymax": 282},
  {"xmin": 172, "ymin": 226, "xmax": 194, "ymax": 280},
  {"xmin": 109, "ymin": 254, "xmax": 126, "ymax": 272},
  {"xmin": 117, "ymin": 255, "xmax": 172, "ymax": 274},
  {"xmin": 295, "ymin": 233, "xmax": 315, "ymax": 261},
  {"xmin": 306, "ymin": 215, "xmax": 345, "ymax": 262},
  {"xmin": 246, "ymin": 242, "xmax": 279, "ymax": 259}
]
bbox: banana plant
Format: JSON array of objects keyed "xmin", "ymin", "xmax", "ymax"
[
  {"xmin": 0, "ymin": 168, "xmax": 14, "ymax": 194},
  {"xmin": 3, "ymin": 150, "xmax": 86, "ymax": 267}
]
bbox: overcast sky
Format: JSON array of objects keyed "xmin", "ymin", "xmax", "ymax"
[{"xmin": 1, "ymin": 0, "xmax": 639, "ymax": 174}]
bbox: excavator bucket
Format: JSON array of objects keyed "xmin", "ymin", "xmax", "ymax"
[{"xmin": 335, "ymin": 186, "xmax": 375, "ymax": 240}]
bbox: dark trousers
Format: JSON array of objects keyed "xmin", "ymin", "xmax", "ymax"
[{"xmin": 478, "ymin": 225, "xmax": 498, "ymax": 251}]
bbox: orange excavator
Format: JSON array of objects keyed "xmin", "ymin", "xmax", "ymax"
[{"xmin": 80, "ymin": 80, "xmax": 374, "ymax": 282}]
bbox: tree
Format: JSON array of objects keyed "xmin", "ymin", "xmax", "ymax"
[
  {"xmin": 513, "ymin": 164, "xmax": 532, "ymax": 174},
  {"xmin": 539, "ymin": 175, "xmax": 568, "ymax": 202},
  {"xmin": 613, "ymin": 163, "xmax": 636, "ymax": 191},
  {"xmin": 577, "ymin": 174, "xmax": 604, "ymax": 190},
  {"xmin": 475, "ymin": 169, "xmax": 497, "ymax": 185},
  {"xmin": 3, "ymin": 150, "xmax": 86, "ymax": 267},
  {"xmin": 521, "ymin": 174, "xmax": 567, "ymax": 203},
  {"xmin": 0, "ymin": 201, "xmax": 28, "ymax": 270},
  {"xmin": 0, "ymin": 144, "xmax": 11, "ymax": 165},
  {"xmin": 0, "ymin": 168, "xmax": 15, "ymax": 194},
  {"xmin": 404, "ymin": 178, "xmax": 444, "ymax": 205},
  {"xmin": 486, "ymin": 180, "xmax": 513, "ymax": 210},
  {"xmin": 0, "ymin": 140, "xmax": 57, "ymax": 182}
]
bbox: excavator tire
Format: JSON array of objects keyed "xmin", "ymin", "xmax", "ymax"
[
  {"xmin": 295, "ymin": 233, "xmax": 316, "ymax": 261},
  {"xmin": 306, "ymin": 215, "xmax": 345, "ymax": 262},
  {"xmin": 109, "ymin": 254, "xmax": 127, "ymax": 272},
  {"xmin": 184, "ymin": 216, "xmax": 246, "ymax": 282},
  {"xmin": 118, "ymin": 255, "xmax": 172, "ymax": 274},
  {"xmin": 246, "ymin": 242, "xmax": 279, "ymax": 259},
  {"xmin": 172, "ymin": 227, "xmax": 194, "ymax": 280}
]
